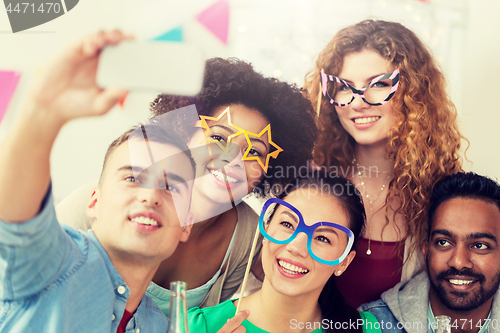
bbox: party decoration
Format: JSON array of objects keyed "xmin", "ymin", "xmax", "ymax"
[
  {"xmin": 238, "ymin": 124, "xmax": 283, "ymax": 173},
  {"xmin": 199, "ymin": 106, "xmax": 244, "ymax": 151},
  {"xmin": 200, "ymin": 106, "xmax": 283, "ymax": 173},
  {"xmin": 0, "ymin": 70, "xmax": 21, "ymax": 124},
  {"xmin": 195, "ymin": 0, "xmax": 229, "ymax": 45},
  {"xmin": 118, "ymin": 92, "xmax": 128, "ymax": 108},
  {"xmin": 153, "ymin": 26, "xmax": 184, "ymax": 42}
]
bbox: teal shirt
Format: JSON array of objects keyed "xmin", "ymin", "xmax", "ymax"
[
  {"xmin": 188, "ymin": 299, "xmax": 381, "ymax": 332},
  {"xmin": 147, "ymin": 224, "xmax": 237, "ymax": 316},
  {"xmin": 147, "ymin": 223, "xmax": 238, "ymax": 316}
]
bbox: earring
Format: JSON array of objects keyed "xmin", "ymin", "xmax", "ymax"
[
  {"xmin": 262, "ymin": 239, "xmax": 266, "ymax": 244},
  {"xmin": 335, "ymin": 270, "xmax": 342, "ymax": 276}
]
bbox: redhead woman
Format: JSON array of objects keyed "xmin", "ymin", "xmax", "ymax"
[{"xmin": 304, "ymin": 20, "xmax": 466, "ymax": 308}]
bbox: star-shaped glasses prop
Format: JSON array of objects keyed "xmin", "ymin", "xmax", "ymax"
[{"xmin": 198, "ymin": 106, "xmax": 283, "ymax": 173}]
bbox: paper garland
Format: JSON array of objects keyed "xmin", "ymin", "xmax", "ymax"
[
  {"xmin": 153, "ymin": 26, "xmax": 184, "ymax": 42},
  {"xmin": 195, "ymin": 0, "xmax": 229, "ymax": 45},
  {"xmin": 0, "ymin": 70, "xmax": 21, "ymax": 124},
  {"xmin": 153, "ymin": 0, "xmax": 229, "ymax": 45}
]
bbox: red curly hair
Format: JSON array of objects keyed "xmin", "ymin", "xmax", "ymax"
[{"xmin": 304, "ymin": 20, "xmax": 467, "ymax": 257}]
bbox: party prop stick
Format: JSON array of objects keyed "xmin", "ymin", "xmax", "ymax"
[
  {"xmin": 316, "ymin": 69, "xmax": 324, "ymax": 115},
  {"xmin": 235, "ymin": 223, "xmax": 261, "ymax": 315}
]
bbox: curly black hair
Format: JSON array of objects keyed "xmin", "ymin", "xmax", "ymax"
[{"xmin": 150, "ymin": 57, "xmax": 317, "ymax": 195}]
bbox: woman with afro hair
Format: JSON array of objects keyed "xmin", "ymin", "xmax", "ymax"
[
  {"xmin": 57, "ymin": 57, "xmax": 317, "ymax": 315},
  {"xmin": 144, "ymin": 57, "xmax": 318, "ymax": 315}
]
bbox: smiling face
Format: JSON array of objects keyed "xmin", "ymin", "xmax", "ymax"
[
  {"xmin": 335, "ymin": 49, "xmax": 397, "ymax": 149},
  {"xmin": 188, "ymin": 104, "xmax": 271, "ymax": 206},
  {"xmin": 424, "ymin": 197, "xmax": 500, "ymax": 312},
  {"xmin": 261, "ymin": 189, "xmax": 356, "ymax": 299},
  {"xmin": 89, "ymin": 139, "xmax": 194, "ymax": 263}
]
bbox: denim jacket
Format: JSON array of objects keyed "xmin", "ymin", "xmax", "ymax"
[
  {"xmin": 0, "ymin": 190, "xmax": 167, "ymax": 333},
  {"xmin": 358, "ymin": 299, "xmax": 410, "ymax": 333}
]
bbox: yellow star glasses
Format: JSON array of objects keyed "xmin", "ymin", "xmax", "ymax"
[{"xmin": 198, "ymin": 106, "xmax": 283, "ymax": 173}]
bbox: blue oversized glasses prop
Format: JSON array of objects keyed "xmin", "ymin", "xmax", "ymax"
[{"xmin": 259, "ymin": 198, "xmax": 354, "ymax": 265}]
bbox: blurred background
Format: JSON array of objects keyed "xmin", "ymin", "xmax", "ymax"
[{"xmin": 0, "ymin": 0, "xmax": 498, "ymax": 203}]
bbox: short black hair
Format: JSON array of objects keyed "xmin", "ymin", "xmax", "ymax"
[
  {"xmin": 150, "ymin": 57, "xmax": 317, "ymax": 195},
  {"xmin": 428, "ymin": 172, "xmax": 500, "ymax": 238}
]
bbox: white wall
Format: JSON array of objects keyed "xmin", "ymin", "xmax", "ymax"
[
  {"xmin": 460, "ymin": 0, "xmax": 500, "ymax": 178},
  {"xmin": 0, "ymin": 0, "xmax": 222, "ymax": 202},
  {"xmin": 0, "ymin": 0, "xmax": 498, "ymax": 203}
]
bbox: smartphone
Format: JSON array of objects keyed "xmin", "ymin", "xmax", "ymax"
[{"xmin": 96, "ymin": 41, "xmax": 205, "ymax": 96}]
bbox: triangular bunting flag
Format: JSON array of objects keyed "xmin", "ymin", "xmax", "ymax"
[
  {"xmin": 195, "ymin": 0, "xmax": 229, "ymax": 45},
  {"xmin": 0, "ymin": 70, "xmax": 21, "ymax": 124},
  {"xmin": 153, "ymin": 26, "xmax": 184, "ymax": 42},
  {"xmin": 119, "ymin": 92, "xmax": 128, "ymax": 108}
]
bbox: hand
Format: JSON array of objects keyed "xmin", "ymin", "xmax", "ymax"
[
  {"xmin": 27, "ymin": 30, "xmax": 131, "ymax": 123},
  {"xmin": 216, "ymin": 310, "xmax": 250, "ymax": 333}
]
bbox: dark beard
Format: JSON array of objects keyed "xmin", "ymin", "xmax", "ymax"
[{"xmin": 428, "ymin": 266, "xmax": 500, "ymax": 312}]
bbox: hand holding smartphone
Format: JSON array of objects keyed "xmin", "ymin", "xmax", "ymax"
[{"xmin": 96, "ymin": 41, "xmax": 205, "ymax": 96}]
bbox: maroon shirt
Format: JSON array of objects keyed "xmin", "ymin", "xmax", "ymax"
[
  {"xmin": 335, "ymin": 237, "xmax": 404, "ymax": 309},
  {"xmin": 117, "ymin": 309, "xmax": 133, "ymax": 333}
]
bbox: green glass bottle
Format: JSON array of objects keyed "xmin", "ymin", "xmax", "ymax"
[
  {"xmin": 435, "ymin": 315, "xmax": 451, "ymax": 333},
  {"xmin": 166, "ymin": 281, "xmax": 190, "ymax": 333}
]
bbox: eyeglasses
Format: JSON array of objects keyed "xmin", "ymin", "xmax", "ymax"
[
  {"xmin": 320, "ymin": 68, "xmax": 400, "ymax": 106},
  {"xmin": 259, "ymin": 198, "xmax": 354, "ymax": 265},
  {"xmin": 199, "ymin": 106, "xmax": 283, "ymax": 173}
]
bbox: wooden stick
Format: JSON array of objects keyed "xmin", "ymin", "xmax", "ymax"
[
  {"xmin": 235, "ymin": 223, "xmax": 261, "ymax": 315},
  {"xmin": 316, "ymin": 69, "xmax": 324, "ymax": 116}
]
